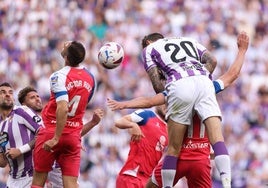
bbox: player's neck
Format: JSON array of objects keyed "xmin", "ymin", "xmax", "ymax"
[{"xmin": 0, "ymin": 109, "xmax": 12, "ymax": 120}]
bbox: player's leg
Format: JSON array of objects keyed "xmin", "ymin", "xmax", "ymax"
[
  {"xmin": 161, "ymin": 119, "xmax": 187, "ymax": 188},
  {"xmin": 145, "ymin": 178, "xmax": 159, "ymax": 188},
  {"xmin": 62, "ymin": 175, "xmax": 78, "ymax": 188},
  {"xmin": 204, "ymin": 117, "xmax": 231, "ymax": 188},
  {"xmin": 195, "ymin": 76, "xmax": 231, "ymax": 188},
  {"xmin": 31, "ymin": 171, "xmax": 48, "ymax": 187},
  {"xmin": 59, "ymin": 134, "xmax": 81, "ymax": 188},
  {"xmin": 162, "ymin": 78, "xmax": 195, "ymax": 188}
]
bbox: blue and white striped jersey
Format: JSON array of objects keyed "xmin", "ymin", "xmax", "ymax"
[{"xmin": 0, "ymin": 105, "xmax": 42, "ymax": 179}]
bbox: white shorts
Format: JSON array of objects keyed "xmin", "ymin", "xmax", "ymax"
[
  {"xmin": 6, "ymin": 175, "xmax": 32, "ymax": 188},
  {"xmin": 165, "ymin": 75, "xmax": 221, "ymax": 125}
]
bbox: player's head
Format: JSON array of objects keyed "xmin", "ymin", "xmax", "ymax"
[
  {"xmin": 61, "ymin": 41, "xmax": 86, "ymax": 67},
  {"xmin": 18, "ymin": 86, "xmax": 43, "ymax": 113},
  {"xmin": 141, "ymin": 33, "xmax": 164, "ymax": 49},
  {"xmin": 0, "ymin": 82, "xmax": 14, "ymax": 110}
]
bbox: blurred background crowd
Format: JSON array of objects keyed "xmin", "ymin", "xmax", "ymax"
[{"xmin": 0, "ymin": 0, "xmax": 268, "ymax": 187}]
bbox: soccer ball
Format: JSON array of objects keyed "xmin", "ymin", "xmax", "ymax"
[{"xmin": 98, "ymin": 42, "xmax": 124, "ymax": 69}]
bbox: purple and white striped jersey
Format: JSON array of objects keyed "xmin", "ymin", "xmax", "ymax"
[
  {"xmin": 142, "ymin": 37, "xmax": 211, "ymax": 83},
  {"xmin": 0, "ymin": 105, "xmax": 42, "ymax": 179}
]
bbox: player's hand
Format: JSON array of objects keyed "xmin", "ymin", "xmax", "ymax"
[
  {"xmin": 91, "ymin": 108, "xmax": 104, "ymax": 126},
  {"xmin": 129, "ymin": 124, "xmax": 145, "ymax": 142},
  {"xmin": 5, "ymin": 148, "xmax": 21, "ymax": 159},
  {"xmin": 237, "ymin": 31, "xmax": 249, "ymax": 53},
  {"xmin": 106, "ymin": 98, "xmax": 124, "ymax": 110},
  {"xmin": 43, "ymin": 137, "xmax": 58, "ymax": 152}
]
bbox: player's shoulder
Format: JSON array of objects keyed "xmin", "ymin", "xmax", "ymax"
[
  {"xmin": 132, "ymin": 109, "xmax": 156, "ymax": 119},
  {"xmin": 13, "ymin": 105, "xmax": 35, "ymax": 114}
]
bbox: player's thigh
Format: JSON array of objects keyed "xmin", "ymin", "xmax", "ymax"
[
  {"xmin": 194, "ymin": 76, "xmax": 222, "ymax": 121},
  {"xmin": 167, "ymin": 118, "xmax": 187, "ymax": 154},
  {"xmin": 166, "ymin": 78, "xmax": 196, "ymax": 125},
  {"xmin": 33, "ymin": 131, "xmax": 55, "ymax": 172},
  {"xmin": 204, "ymin": 116, "xmax": 224, "ymax": 144},
  {"xmin": 57, "ymin": 134, "xmax": 81, "ymax": 177},
  {"xmin": 186, "ymin": 159, "xmax": 212, "ymax": 188}
]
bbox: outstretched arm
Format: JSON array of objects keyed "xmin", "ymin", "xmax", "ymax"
[
  {"xmin": 81, "ymin": 108, "xmax": 104, "ymax": 137},
  {"xmin": 107, "ymin": 93, "xmax": 165, "ymax": 111},
  {"xmin": 217, "ymin": 31, "xmax": 249, "ymax": 88},
  {"xmin": 115, "ymin": 115, "xmax": 144, "ymax": 142}
]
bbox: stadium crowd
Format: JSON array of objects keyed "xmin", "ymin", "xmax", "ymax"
[{"xmin": 0, "ymin": 0, "xmax": 268, "ymax": 187}]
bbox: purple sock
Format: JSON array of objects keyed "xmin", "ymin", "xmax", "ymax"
[
  {"xmin": 162, "ymin": 155, "xmax": 177, "ymax": 170},
  {"xmin": 212, "ymin": 141, "xmax": 228, "ymax": 156}
]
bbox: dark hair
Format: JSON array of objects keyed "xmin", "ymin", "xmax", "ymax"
[
  {"xmin": 67, "ymin": 41, "xmax": 86, "ymax": 66},
  {"xmin": 141, "ymin": 33, "xmax": 164, "ymax": 48},
  {"xmin": 0, "ymin": 82, "xmax": 12, "ymax": 88},
  {"xmin": 18, "ymin": 86, "xmax": 37, "ymax": 104}
]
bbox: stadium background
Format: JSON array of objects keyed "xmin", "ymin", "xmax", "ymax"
[{"xmin": 0, "ymin": 0, "xmax": 268, "ymax": 187}]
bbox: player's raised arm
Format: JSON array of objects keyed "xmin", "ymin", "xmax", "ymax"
[
  {"xmin": 217, "ymin": 31, "xmax": 249, "ymax": 88},
  {"xmin": 81, "ymin": 108, "xmax": 104, "ymax": 137}
]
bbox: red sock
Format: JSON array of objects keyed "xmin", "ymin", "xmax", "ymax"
[{"xmin": 31, "ymin": 185, "xmax": 43, "ymax": 188}]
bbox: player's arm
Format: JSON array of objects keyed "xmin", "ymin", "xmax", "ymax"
[
  {"xmin": 0, "ymin": 152, "xmax": 7, "ymax": 167},
  {"xmin": 54, "ymin": 100, "xmax": 68, "ymax": 140},
  {"xmin": 43, "ymin": 100, "xmax": 68, "ymax": 152},
  {"xmin": 0, "ymin": 132, "xmax": 8, "ymax": 167},
  {"xmin": 147, "ymin": 67, "xmax": 165, "ymax": 93},
  {"xmin": 217, "ymin": 31, "xmax": 249, "ymax": 88},
  {"xmin": 114, "ymin": 114, "xmax": 144, "ymax": 142},
  {"xmin": 107, "ymin": 92, "xmax": 165, "ymax": 111},
  {"xmin": 201, "ymin": 50, "xmax": 217, "ymax": 73},
  {"xmin": 81, "ymin": 108, "xmax": 104, "ymax": 137}
]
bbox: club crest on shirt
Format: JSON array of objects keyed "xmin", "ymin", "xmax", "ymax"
[
  {"xmin": 51, "ymin": 75, "xmax": 58, "ymax": 86},
  {"xmin": 33, "ymin": 115, "xmax": 41, "ymax": 123}
]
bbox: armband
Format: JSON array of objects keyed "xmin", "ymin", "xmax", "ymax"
[{"xmin": 18, "ymin": 144, "xmax": 31, "ymax": 154}]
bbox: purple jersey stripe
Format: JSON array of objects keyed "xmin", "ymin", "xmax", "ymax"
[
  {"xmin": 151, "ymin": 48, "xmax": 182, "ymax": 81},
  {"xmin": 0, "ymin": 106, "xmax": 42, "ymax": 179}
]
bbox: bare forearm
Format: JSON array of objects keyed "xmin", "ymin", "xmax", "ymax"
[
  {"xmin": 55, "ymin": 106, "xmax": 68, "ymax": 139},
  {"xmin": 81, "ymin": 123, "xmax": 95, "ymax": 137},
  {"xmin": 218, "ymin": 50, "xmax": 246, "ymax": 88}
]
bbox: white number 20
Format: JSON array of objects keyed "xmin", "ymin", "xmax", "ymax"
[{"xmin": 67, "ymin": 95, "xmax": 81, "ymax": 116}]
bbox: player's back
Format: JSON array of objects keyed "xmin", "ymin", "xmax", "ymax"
[
  {"xmin": 143, "ymin": 37, "xmax": 210, "ymax": 83},
  {"xmin": 120, "ymin": 109, "xmax": 168, "ymax": 178},
  {"xmin": 42, "ymin": 66, "xmax": 96, "ymax": 134}
]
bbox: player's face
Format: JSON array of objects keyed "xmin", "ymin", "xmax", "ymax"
[
  {"xmin": 61, "ymin": 41, "xmax": 72, "ymax": 58},
  {"xmin": 23, "ymin": 91, "xmax": 43, "ymax": 113},
  {"xmin": 0, "ymin": 86, "xmax": 14, "ymax": 110}
]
